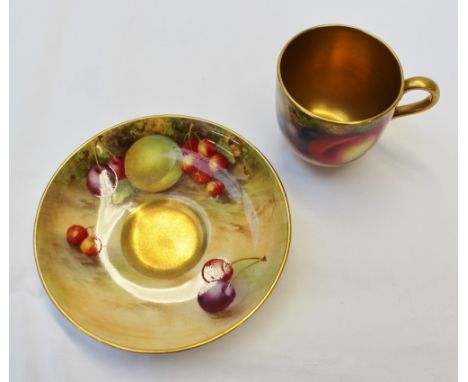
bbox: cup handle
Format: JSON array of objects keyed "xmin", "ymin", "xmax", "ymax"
[{"xmin": 393, "ymin": 77, "xmax": 440, "ymax": 118}]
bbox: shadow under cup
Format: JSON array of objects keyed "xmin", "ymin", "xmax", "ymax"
[{"xmin": 276, "ymin": 25, "xmax": 439, "ymax": 166}]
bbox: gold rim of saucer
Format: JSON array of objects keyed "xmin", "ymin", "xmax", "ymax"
[
  {"xmin": 33, "ymin": 114, "xmax": 291, "ymax": 354},
  {"xmin": 277, "ymin": 24, "xmax": 405, "ymax": 126}
]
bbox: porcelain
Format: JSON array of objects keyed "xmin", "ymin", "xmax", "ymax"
[
  {"xmin": 34, "ymin": 115, "xmax": 291, "ymax": 353},
  {"xmin": 276, "ymin": 24, "xmax": 440, "ymax": 166}
]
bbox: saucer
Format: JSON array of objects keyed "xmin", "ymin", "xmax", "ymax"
[{"xmin": 34, "ymin": 115, "xmax": 291, "ymax": 353}]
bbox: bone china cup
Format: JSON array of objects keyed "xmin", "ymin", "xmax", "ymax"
[{"xmin": 276, "ymin": 25, "xmax": 440, "ymax": 166}]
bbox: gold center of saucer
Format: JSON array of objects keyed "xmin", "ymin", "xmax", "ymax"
[{"xmin": 120, "ymin": 198, "xmax": 207, "ymax": 278}]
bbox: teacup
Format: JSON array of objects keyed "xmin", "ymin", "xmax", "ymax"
[{"xmin": 276, "ymin": 24, "xmax": 440, "ymax": 166}]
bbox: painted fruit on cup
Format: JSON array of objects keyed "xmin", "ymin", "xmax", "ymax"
[
  {"xmin": 308, "ymin": 135, "xmax": 377, "ymax": 165},
  {"xmin": 125, "ymin": 135, "xmax": 182, "ymax": 192},
  {"xmin": 308, "ymin": 123, "xmax": 385, "ymax": 165}
]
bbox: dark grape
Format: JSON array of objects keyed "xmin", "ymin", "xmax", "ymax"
[{"xmin": 298, "ymin": 127, "xmax": 321, "ymax": 140}]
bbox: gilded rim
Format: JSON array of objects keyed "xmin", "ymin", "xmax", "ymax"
[
  {"xmin": 277, "ymin": 24, "xmax": 405, "ymax": 126},
  {"xmin": 33, "ymin": 114, "xmax": 292, "ymax": 354}
]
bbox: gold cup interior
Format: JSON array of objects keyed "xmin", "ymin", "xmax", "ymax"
[{"xmin": 279, "ymin": 26, "xmax": 402, "ymax": 123}]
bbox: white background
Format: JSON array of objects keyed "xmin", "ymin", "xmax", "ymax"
[{"xmin": 10, "ymin": 0, "xmax": 457, "ymax": 381}]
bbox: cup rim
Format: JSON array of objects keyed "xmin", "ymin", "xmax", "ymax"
[{"xmin": 277, "ymin": 24, "xmax": 405, "ymax": 126}]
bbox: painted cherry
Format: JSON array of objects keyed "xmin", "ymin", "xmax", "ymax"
[
  {"xmin": 79, "ymin": 235, "xmax": 102, "ymax": 257},
  {"xmin": 180, "ymin": 153, "xmax": 199, "ymax": 174},
  {"xmin": 201, "ymin": 256, "xmax": 266, "ymax": 283},
  {"xmin": 86, "ymin": 164, "xmax": 118, "ymax": 197},
  {"xmin": 198, "ymin": 256, "xmax": 266, "ymax": 313},
  {"xmin": 66, "ymin": 225, "xmax": 88, "ymax": 246},
  {"xmin": 182, "ymin": 138, "xmax": 199, "ymax": 153},
  {"xmin": 191, "ymin": 170, "xmax": 212, "ymax": 184},
  {"xmin": 202, "ymin": 258, "xmax": 234, "ymax": 282},
  {"xmin": 108, "ymin": 157, "xmax": 126, "ymax": 179},
  {"xmin": 198, "ymin": 139, "xmax": 217, "ymax": 158},
  {"xmin": 208, "ymin": 153, "xmax": 228, "ymax": 174},
  {"xmin": 206, "ymin": 180, "xmax": 224, "ymax": 197},
  {"xmin": 197, "ymin": 281, "xmax": 236, "ymax": 313}
]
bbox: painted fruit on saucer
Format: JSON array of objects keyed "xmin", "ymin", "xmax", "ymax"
[{"xmin": 34, "ymin": 115, "xmax": 291, "ymax": 353}]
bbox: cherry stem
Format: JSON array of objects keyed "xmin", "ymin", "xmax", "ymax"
[
  {"xmin": 93, "ymin": 140, "xmax": 101, "ymax": 166},
  {"xmin": 185, "ymin": 123, "xmax": 202, "ymax": 142},
  {"xmin": 228, "ymin": 256, "xmax": 267, "ymax": 286},
  {"xmin": 97, "ymin": 136, "xmax": 116, "ymax": 157},
  {"xmin": 231, "ymin": 256, "xmax": 266, "ymax": 266},
  {"xmin": 185, "ymin": 123, "xmax": 194, "ymax": 140},
  {"xmin": 208, "ymin": 130, "xmax": 225, "ymax": 139}
]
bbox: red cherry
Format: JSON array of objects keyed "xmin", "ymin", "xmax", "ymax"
[
  {"xmin": 206, "ymin": 180, "xmax": 224, "ymax": 197},
  {"xmin": 108, "ymin": 157, "xmax": 126, "ymax": 179},
  {"xmin": 182, "ymin": 139, "xmax": 199, "ymax": 154},
  {"xmin": 202, "ymin": 258, "xmax": 233, "ymax": 282},
  {"xmin": 208, "ymin": 154, "xmax": 228, "ymax": 174},
  {"xmin": 198, "ymin": 139, "xmax": 216, "ymax": 158},
  {"xmin": 191, "ymin": 170, "xmax": 212, "ymax": 184},
  {"xmin": 79, "ymin": 236, "xmax": 102, "ymax": 256},
  {"xmin": 180, "ymin": 153, "xmax": 199, "ymax": 174},
  {"xmin": 66, "ymin": 225, "xmax": 88, "ymax": 246}
]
